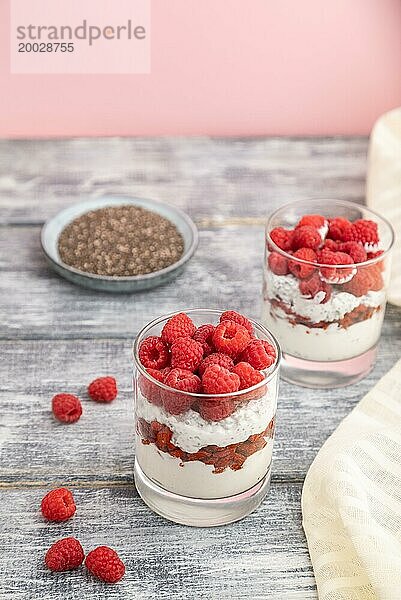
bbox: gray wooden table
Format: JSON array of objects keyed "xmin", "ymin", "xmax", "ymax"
[{"xmin": 1, "ymin": 137, "xmax": 400, "ymax": 600}]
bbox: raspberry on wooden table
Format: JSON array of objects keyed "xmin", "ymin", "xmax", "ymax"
[
  {"xmin": 41, "ymin": 488, "xmax": 76, "ymax": 522},
  {"xmin": 171, "ymin": 337, "xmax": 204, "ymax": 371},
  {"xmin": 220, "ymin": 310, "xmax": 253, "ymax": 334},
  {"xmin": 52, "ymin": 393, "xmax": 82, "ymax": 424},
  {"xmin": 193, "ymin": 324, "xmax": 215, "ymax": 357},
  {"xmin": 85, "ymin": 546, "xmax": 125, "ymax": 584},
  {"xmin": 198, "ymin": 352, "xmax": 234, "ymax": 377},
  {"xmin": 161, "ymin": 312, "xmax": 196, "ymax": 344},
  {"xmin": 45, "ymin": 537, "xmax": 85, "ymax": 572},
  {"xmin": 202, "ymin": 364, "xmax": 240, "ymax": 394},
  {"xmin": 88, "ymin": 376, "xmax": 117, "ymax": 403},
  {"xmin": 239, "ymin": 339, "xmax": 276, "ymax": 370},
  {"xmin": 212, "ymin": 320, "xmax": 251, "ymax": 358},
  {"xmin": 138, "ymin": 336, "xmax": 170, "ymax": 370}
]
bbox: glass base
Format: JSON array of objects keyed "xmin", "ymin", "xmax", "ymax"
[
  {"xmin": 134, "ymin": 460, "xmax": 271, "ymax": 527},
  {"xmin": 280, "ymin": 345, "xmax": 377, "ymax": 389}
]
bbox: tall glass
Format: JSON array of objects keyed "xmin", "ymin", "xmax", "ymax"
[
  {"xmin": 133, "ymin": 309, "xmax": 281, "ymax": 527},
  {"xmin": 263, "ymin": 199, "xmax": 394, "ymax": 388}
]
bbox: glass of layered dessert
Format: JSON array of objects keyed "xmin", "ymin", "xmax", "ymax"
[
  {"xmin": 133, "ymin": 309, "xmax": 280, "ymax": 526},
  {"xmin": 263, "ymin": 199, "xmax": 394, "ymax": 388}
]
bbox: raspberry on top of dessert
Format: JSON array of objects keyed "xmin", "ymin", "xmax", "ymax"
[
  {"xmin": 137, "ymin": 310, "xmax": 277, "ymax": 422},
  {"xmin": 267, "ymin": 214, "xmax": 384, "ymax": 298}
]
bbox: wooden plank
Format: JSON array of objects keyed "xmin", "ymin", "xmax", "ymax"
[
  {"xmin": 0, "ymin": 338, "xmax": 400, "ymax": 485},
  {"xmin": 0, "ymin": 483, "xmax": 316, "ymax": 599},
  {"xmin": 0, "ymin": 137, "xmax": 367, "ymax": 225},
  {"xmin": 0, "ymin": 224, "xmax": 267, "ymax": 339}
]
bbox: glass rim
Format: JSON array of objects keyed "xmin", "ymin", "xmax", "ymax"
[
  {"xmin": 132, "ymin": 308, "xmax": 281, "ymax": 398},
  {"xmin": 265, "ymin": 198, "xmax": 395, "ymax": 269}
]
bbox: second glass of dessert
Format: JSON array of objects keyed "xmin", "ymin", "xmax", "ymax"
[
  {"xmin": 133, "ymin": 309, "xmax": 280, "ymax": 527},
  {"xmin": 263, "ymin": 199, "xmax": 394, "ymax": 388}
]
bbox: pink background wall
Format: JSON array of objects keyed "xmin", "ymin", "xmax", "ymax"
[{"xmin": 1, "ymin": 0, "xmax": 401, "ymax": 138}]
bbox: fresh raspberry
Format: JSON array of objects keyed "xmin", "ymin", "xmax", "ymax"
[
  {"xmin": 232, "ymin": 362, "xmax": 264, "ymax": 390},
  {"xmin": 341, "ymin": 219, "xmax": 379, "ymax": 249},
  {"xmin": 212, "ymin": 321, "xmax": 251, "ymax": 358},
  {"xmin": 327, "ymin": 217, "xmax": 352, "ymax": 240},
  {"xmin": 268, "ymin": 251, "xmax": 289, "ymax": 275},
  {"xmin": 198, "ymin": 352, "xmax": 235, "ymax": 377},
  {"xmin": 202, "ymin": 364, "xmax": 240, "ymax": 394},
  {"xmin": 198, "ymin": 398, "xmax": 235, "ymax": 421},
  {"xmin": 85, "ymin": 546, "xmax": 125, "ymax": 584},
  {"xmin": 171, "ymin": 337, "xmax": 203, "ymax": 371},
  {"xmin": 292, "ymin": 226, "xmax": 321, "ymax": 251},
  {"xmin": 323, "ymin": 238, "xmax": 340, "ymax": 251},
  {"xmin": 317, "ymin": 249, "xmax": 355, "ymax": 283},
  {"xmin": 165, "ymin": 368, "xmax": 201, "ymax": 394},
  {"xmin": 268, "ymin": 227, "xmax": 293, "ymax": 251},
  {"xmin": 52, "ymin": 393, "xmax": 82, "ymax": 424},
  {"xmin": 88, "ymin": 376, "xmax": 117, "ymax": 403},
  {"xmin": 138, "ymin": 368, "xmax": 165, "ymax": 406},
  {"xmin": 342, "ymin": 265, "xmax": 383, "ymax": 296},
  {"xmin": 299, "ymin": 272, "xmax": 323, "ymax": 298},
  {"xmin": 45, "ymin": 537, "xmax": 85, "ymax": 572},
  {"xmin": 288, "ymin": 248, "xmax": 317, "ymax": 279},
  {"xmin": 296, "ymin": 214, "xmax": 327, "ymax": 230},
  {"xmin": 41, "ymin": 487, "xmax": 76, "ymax": 522},
  {"xmin": 299, "ymin": 273, "xmax": 332, "ymax": 303},
  {"xmin": 193, "ymin": 324, "xmax": 215, "ymax": 357},
  {"xmin": 367, "ymin": 250, "xmax": 384, "ymax": 260},
  {"xmin": 138, "ymin": 336, "xmax": 170, "ymax": 370},
  {"xmin": 163, "ymin": 368, "xmax": 201, "ymax": 414},
  {"xmin": 338, "ymin": 241, "xmax": 367, "ymax": 263},
  {"xmin": 161, "ymin": 312, "xmax": 196, "ymax": 344},
  {"xmin": 239, "ymin": 339, "xmax": 276, "ymax": 370},
  {"xmin": 220, "ymin": 310, "xmax": 253, "ymax": 334}
]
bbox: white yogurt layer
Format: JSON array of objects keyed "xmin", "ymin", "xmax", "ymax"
[
  {"xmin": 136, "ymin": 438, "xmax": 273, "ymax": 499},
  {"xmin": 263, "ymin": 303, "xmax": 384, "ymax": 361},
  {"xmin": 137, "ymin": 389, "xmax": 276, "ymax": 453},
  {"xmin": 264, "ymin": 269, "xmax": 385, "ymax": 324}
]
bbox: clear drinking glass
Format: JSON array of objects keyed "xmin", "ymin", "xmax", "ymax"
[
  {"xmin": 263, "ymin": 199, "xmax": 394, "ymax": 388},
  {"xmin": 132, "ymin": 309, "xmax": 281, "ymax": 527}
]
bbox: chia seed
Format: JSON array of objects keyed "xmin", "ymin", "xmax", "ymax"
[{"xmin": 58, "ymin": 205, "xmax": 185, "ymax": 277}]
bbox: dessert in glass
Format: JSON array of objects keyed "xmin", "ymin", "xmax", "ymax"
[
  {"xmin": 133, "ymin": 309, "xmax": 280, "ymax": 527},
  {"xmin": 263, "ymin": 199, "xmax": 394, "ymax": 388}
]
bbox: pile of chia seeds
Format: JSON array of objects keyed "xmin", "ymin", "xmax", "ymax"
[{"xmin": 58, "ymin": 205, "xmax": 185, "ymax": 277}]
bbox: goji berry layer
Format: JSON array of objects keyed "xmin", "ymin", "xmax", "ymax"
[{"xmin": 137, "ymin": 418, "xmax": 275, "ymax": 474}]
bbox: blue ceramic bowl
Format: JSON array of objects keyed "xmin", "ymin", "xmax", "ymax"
[{"xmin": 41, "ymin": 196, "xmax": 198, "ymax": 292}]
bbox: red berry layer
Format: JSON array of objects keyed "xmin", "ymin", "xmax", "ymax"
[{"xmin": 138, "ymin": 418, "xmax": 275, "ymax": 474}]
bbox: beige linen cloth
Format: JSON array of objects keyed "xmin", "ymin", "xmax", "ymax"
[
  {"xmin": 367, "ymin": 107, "xmax": 401, "ymax": 307},
  {"xmin": 302, "ymin": 358, "xmax": 401, "ymax": 600}
]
